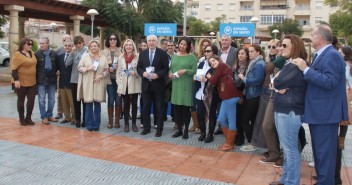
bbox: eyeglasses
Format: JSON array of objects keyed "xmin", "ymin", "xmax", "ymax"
[
  {"xmin": 204, "ymin": 50, "xmax": 212, "ymax": 53},
  {"xmin": 109, "ymin": 38, "xmax": 117, "ymax": 41},
  {"xmin": 268, "ymin": 45, "xmax": 276, "ymax": 49},
  {"xmin": 26, "ymin": 43, "xmax": 33, "ymax": 46},
  {"xmin": 167, "ymin": 45, "xmax": 174, "ymax": 47},
  {"xmin": 282, "ymin": 44, "xmax": 287, "ymax": 48}
]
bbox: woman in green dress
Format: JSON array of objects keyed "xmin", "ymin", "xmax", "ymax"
[{"xmin": 169, "ymin": 37, "xmax": 198, "ymax": 139}]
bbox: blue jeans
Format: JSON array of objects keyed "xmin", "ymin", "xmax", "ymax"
[
  {"xmin": 85, "ymin": 101, "xmax": 101, "ymax": 129},
  {"xmin": 37, "ymin": 84, "xmax": 56, "ymax": 119},
  {"xmin": 275, "ymin": 111, "xmax": 302, "ymax": 185},
  {"xmin": 107, "ymin": 80, "xmax": 121, "ymax": 107},
  {"xmin": 218, "ymin": 97, "xmax": 240, "ymax": 131}
]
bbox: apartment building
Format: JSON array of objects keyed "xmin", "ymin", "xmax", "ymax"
[{"xmin": 186, "ymin": 0, "xmax": 338, "ymax": 38}]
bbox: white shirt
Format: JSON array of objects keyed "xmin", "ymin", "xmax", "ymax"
[{"xmin": 195, "ymin": 59, "xmax": 211, "ymax": 100}]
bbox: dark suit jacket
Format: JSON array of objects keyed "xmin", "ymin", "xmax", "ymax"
[
  {"xmin": 137, "ymin": 47, "xmax": 169, "ymax": 93},
  {"xmin": 56, "ymin": 52, "xmax": 72, "ymax": 89},
  {"xmin": 218, "ymin": 46, "xmax": 238, "ymax": 67},
  {"xmin": 304, "ymin": 45, "xmax": 348, "ymax": 124}
]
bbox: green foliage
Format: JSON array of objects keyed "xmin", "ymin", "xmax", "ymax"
[
  {"xmin": 0, "ymin": 15, "xmax": 9, "ymax": 39},
  {"xmin": 187, "ymin": 16, "xmax": 210, "ymax": 36},
  {"xmin": 324, "ymin": 0, "xmax": 352, "ymax": 12},
  {"xmin": 267, "ymin": 18, "xmax": 303, "ymax": 39},
  {"xmin": 209, "ymin": 14, "xmax": 226, "ymax": 32},
  {"xmin": 81, "ymin": 0, "xmax": 183, "ymax": 41},
  {"xmin": 329, "ymin": 10, "xmax": 352, "ymax": 45}
]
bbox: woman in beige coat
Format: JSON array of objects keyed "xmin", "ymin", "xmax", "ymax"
[
  {"xmin": 77, "ymin": 40, "xmax": 110, "ymax": 131},
  {"xmin": 116, "ymin": 39, "xmax": 141, "ymax": 132}
]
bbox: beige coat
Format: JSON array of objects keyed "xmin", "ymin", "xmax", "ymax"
[
  {"xmin": 77, "ymin": 53, "xmax": 110, "ymax": 103},
  {"xmin": 116, "ymin": 54, "xmax": 141, "ymax": 95}
]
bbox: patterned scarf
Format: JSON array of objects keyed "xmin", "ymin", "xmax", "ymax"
[
  {"xmin": 124, "ymin": 53, "xmax": 134, "ymax": 64},
  {"xmin": 42, "ymin": 49, "xmax": 52, "ymax": 70}
]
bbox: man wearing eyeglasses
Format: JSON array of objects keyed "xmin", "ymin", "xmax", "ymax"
[
  {"xmin": 54, "ymin": 34, "xmax": 72, "ymax": 120},
  {"xmin": 292, "ymin": 25, "xmax": 347, "ymax": 185}
]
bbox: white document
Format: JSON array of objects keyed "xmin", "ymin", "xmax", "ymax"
[
  {"xmin": 146, "ymin": 66, "xmax": 155, "ymax": 73},
  {"xmin": 92, "ymin": 60, "xmax": 99, "ymax": 71}
]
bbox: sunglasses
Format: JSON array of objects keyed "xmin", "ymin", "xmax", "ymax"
[
  {"xmin": 109, "ymin": 38, "xmax": 117, "ymax": 41},
  {"xmin": 268, "ymin": 45, "xmax": 276, "ymax": 49},
  {"xmin": 26, "ymin": 43, "xmax": 33, "ymax": 46},
  {"xmin": 204, "ymin": 50, "xmax": 212, "ymax": 53}
]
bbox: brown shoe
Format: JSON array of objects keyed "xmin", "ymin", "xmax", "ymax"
[
  {"xmin": 259, "ymin": 156, "xmax": 281, "ymax": 164},
  {"xmin": 48, "ymin": 117, "xmax": 58, "ymax": 122},
  {"xmin": 25, "ymin": 117, "xmax": 35, "ymax": 126},
  {"xmin": 20, "ymin": 119, "xmax": 28, "ymax": 126},
  {"xmin": 269, "ymin": 181, "xmax": 284, "ymax": 185},
  {"xmin": 42, "ymin": 118, "xmax": 49, "ymax": 125}
]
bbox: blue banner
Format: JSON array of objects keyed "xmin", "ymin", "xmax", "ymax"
[
  {"xmin": 144, "ymin": 23, "xmax": 177, "ymax": 36},
  {"xmin": 219, "ymin": 23, "xmax": 255, "ymax": 37}
]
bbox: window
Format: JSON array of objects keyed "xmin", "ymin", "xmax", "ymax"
[
  {"xmin": 260, "ymin": 15, "xmax": 285, "ymax": 25},
  {"xmin": 191, "ymin": 11, "xmax": 198, "ymax": 16},
  {"xmin": 229, "ymin": 17, "xmax": 236, "ymax": 23},
  {"xmin": 240, "ymin": 2, "xmax": 253, "ymax": 10},
  {"xmin": 315, "ymin": 1, "xmax": 323, "ymax": 9},
  {"xmin": 204, "ymin": 18, "xmax": 211, "ymax": 23},
  {"xmin": 229, "ymin": 3, "xmax": 236, "ymax": 10},
  {"xmin": 217, "ymin": 4, "xmax": 223, "ymax": 11},
  {"xmin": 205, "ymin": 4, "xmax": 211, "ymax": 11},
  {"xmin": 315, "ymin": 17, "xmax": 322, "ymax": 24},
  {"xmin": 240, "ymin": 16, "xmax": 252, "ymax": 22},
  {"xmin": 296, "ymin": 3, "xmax": 310, "ymax": 10}
]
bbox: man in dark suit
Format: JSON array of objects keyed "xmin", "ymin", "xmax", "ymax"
[
  {"xmin": 137, "ymin": 35, "xmax": 169, "ymax": 137},
  {"xmin": 292, "ymin": 24, "xmax": 348, "ymax": 185}
]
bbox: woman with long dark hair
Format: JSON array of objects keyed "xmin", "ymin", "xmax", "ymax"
[
  {"xmin": 103, "ymin": 33, "xmax": 122, "ymax": 129},
  {"xmin": 11, "ymin": 38, "xmax": 37, "ymax": 126}
]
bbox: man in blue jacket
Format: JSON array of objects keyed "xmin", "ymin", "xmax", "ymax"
[{"xmin": 292, "ymin": 24, "xmax": 348, "ymax": 185}]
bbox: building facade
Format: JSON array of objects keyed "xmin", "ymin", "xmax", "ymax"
[{"xmin": 186, "ymin": 0, "xmax": 338, "ymax": 38}]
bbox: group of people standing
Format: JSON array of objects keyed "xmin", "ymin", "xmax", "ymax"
[{"xmin": 11, "ymin": 24, "xmax": 350, "ymax": 185}]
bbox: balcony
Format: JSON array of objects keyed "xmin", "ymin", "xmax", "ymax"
[
  {"xmin": 294, "ymin": 9, "xmax": 311, "ymax": 16},
  {"xmin": 260, "ymin": 0, "xmax": 288, "ymax": 10}
]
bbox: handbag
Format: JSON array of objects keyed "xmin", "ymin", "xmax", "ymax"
[{"xmin": 341, "ymin": 80, "xmax": 352, "ymax": 125}]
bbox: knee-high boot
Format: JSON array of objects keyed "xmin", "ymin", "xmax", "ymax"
[
  {"xmin": 115, "ymin": 106, "xmax": 121, "ymax": 128},
  {"xmin": 107, "ymin": 107, "xmax": 114, "ymax": 129},
  {"xmin": 18, "ymin": 107, "xmax": 26, "ymax": 126},
  {"xmin": 189, "ymin": 111, "xmax": 199, "ymax": 132},
  {"xmin": 220, "ymin": 130, "xmax": 236, "ymax": 151},
  {"xmin": 218, "ymin": 126, "xmax": 228, "ymax": 150},
  {"xmin": 172, "ymin": 122, "xmax": 183, "ymax": 138}
]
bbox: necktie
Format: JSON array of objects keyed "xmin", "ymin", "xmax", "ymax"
[
  {"xmin": 311, "ymin": 53, "xmax": 318, "ymax": 65},
  {"xmin": 149, "ymin": 51, "xmax": 154, "ymax": 66},
  {"xmin": 64, "ymin": 52, "xmax": 69, "ymax": 61}
]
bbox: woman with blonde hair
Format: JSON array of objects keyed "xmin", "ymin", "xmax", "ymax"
[
  {"xmin": 77, "ymin": 40, "xmax": 110, "ymax": 131},
  {"xmin": 116, "ymin": 39, "xmax": 141, "ymax": 133}
]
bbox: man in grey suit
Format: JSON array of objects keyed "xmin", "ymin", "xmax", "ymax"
[
  {"xmin": 218, "ymin": 34, "xmax": 238, "ymax": 67},
  {"xmin": 214, "ymin": 34, "xmax": 238, "ymax": 135}
]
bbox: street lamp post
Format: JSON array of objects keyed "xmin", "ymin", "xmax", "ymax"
[
  {"xmin": 183, "ymin": 0, "xmax": 187, "ymax": 36},
  {"xmin": 272, "ymin": 29, "xmax": 279, "ymax": 39},
  {"xmin": 249, "ymin": 17, "xmax": 259, "ymax": 44},
  {"xmin": 87, "ymin": 9, "xmax": 99, "ymax": 40},
  {"xmin": 49, "ymin": 22, "xmax": 57, "ymax": 44}
]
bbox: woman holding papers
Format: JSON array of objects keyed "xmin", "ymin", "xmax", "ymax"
[
  {"xmin": 77, "ymin": 40, "xmax": 110, "ymax": 131},
  {"xmin": 116, "ymin": 39, "xmax": 141, "ymax": 133}
]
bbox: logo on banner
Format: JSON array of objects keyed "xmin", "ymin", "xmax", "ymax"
[
  {"xmin": 224, "ymin": 26, "xmax": 232, "ymax": 35},
  {"xmin": 220, "ymin": 23, "xmax": 255, "ymax": 37},
  {"xmin": 149, "ymin": 26, "xmax": 156, "ymax": 34},
  {"xmin": 144, "ymin": 23, "xmax": 177, "ymax": 36}
]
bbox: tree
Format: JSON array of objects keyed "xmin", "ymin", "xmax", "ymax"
[
  {"xmin": 209, "ymin": 14, "xmax": 227, "ymax": 32},
  {"xmin": 325, "ymin": 0, "xmax": 352, "ymax": 12},
  {"xmin": 329, "ymin": 10, "xmax": 352, "ymax": 45},
  {"xmin": 81, "ymin": 0, "xmax": 183, "ymax": 41},
  {"xmin": 0, "ymin": 15, "xmax": 8, "ymax": 39},
  {"xmin": 186, "ymin": 16, "xmax": 209, "ymax": 36},
  {"xmin": 267, "ymin": 18, "xmax": 303, "ymax": 39}
]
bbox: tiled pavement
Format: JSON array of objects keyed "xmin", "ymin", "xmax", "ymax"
[{"xmin": 0, "ymin": 82, "xmax": 351, "ymax": 185}]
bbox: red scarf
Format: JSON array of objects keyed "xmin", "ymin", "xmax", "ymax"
[{"xmin": 124, "ymin": 53, "xmax": 134, "ymax": 64}]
